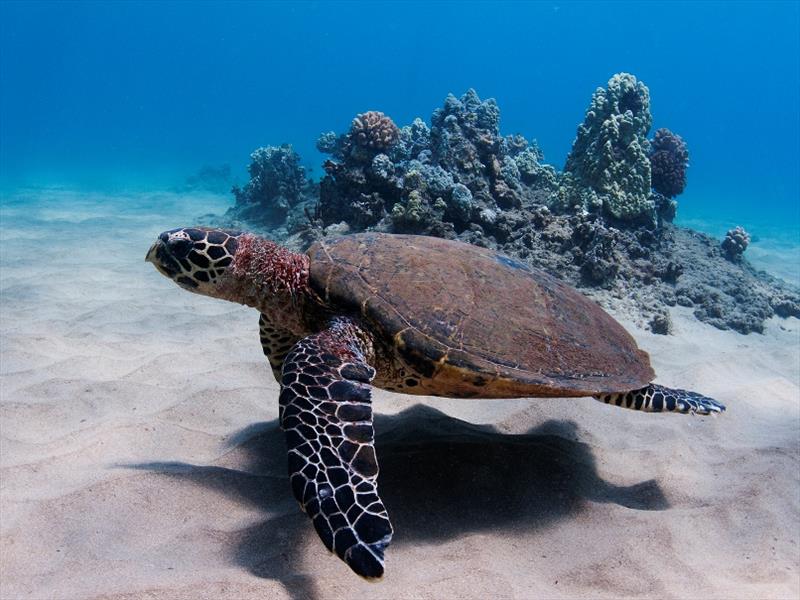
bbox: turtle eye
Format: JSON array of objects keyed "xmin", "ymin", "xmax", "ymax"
[{"xmin": 167, "ymin": 237, "xmax": 193, "ymax": 259}]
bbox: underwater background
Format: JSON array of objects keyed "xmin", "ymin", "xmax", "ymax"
[
  {"xmin": 2, "ymin": 3, "xmax": 800, "ymax": 598},
  {"xmin": 1, "ymin": 0, "xmax": 798, "ymax": 247}
]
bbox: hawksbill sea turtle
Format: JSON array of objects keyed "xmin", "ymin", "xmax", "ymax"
[{"xmin": 146, "ymin": 228, "xmax": 725, "ymax": 578}]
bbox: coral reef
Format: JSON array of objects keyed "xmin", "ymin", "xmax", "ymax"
[
  {"xmin": 563, "ymin": 73, "xmax": 654, "ymax": 222},
  {"xmin": 651, "ymin": 191, "xmax": 677, "ymax": 224},
  {"xmin": 313, "ymin": 112, "xmax": 403, "ymax": 230},
  {"xmin": 208, "ymin": 76, "xmax": 799, "ymax": 335},
  {"xmin": 216, "ymin": 145, "xmax": 317, "ymax": 237},
  {"xmin": 721, "ymin": 226, "xmax": 751, "ymax": 262},
  {"xmin": 232, "ymin": 145, "xmax": 306, "ymax": 211},
  {"xmin": 316, "ymin": 89, "xmax": 558, "ymax": 239},
  {"xmin": 649, "ymin": 128, "xmax": 688, "ymax": 198}
]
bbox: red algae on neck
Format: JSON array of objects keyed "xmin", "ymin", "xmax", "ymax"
[{"xmin": 230, "ymin": 234, "xmax": 310, "ymax": 297}]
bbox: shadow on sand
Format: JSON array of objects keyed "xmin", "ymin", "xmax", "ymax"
[{"xmin": 128, "ymin": 404, "xmax": 667, "ymax": 599}]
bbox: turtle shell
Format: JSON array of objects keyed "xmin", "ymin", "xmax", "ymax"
[{"xmin": 307, "ymin": 233, "xmax": 654, "ymax": 398}]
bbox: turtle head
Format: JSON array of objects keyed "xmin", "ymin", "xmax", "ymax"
[
  {"xmin": 146, "ymin": 227, "xmax": 243, "ymax": 294},
  {"xmin": 146, "ymin": 227, "xmax": 309, "ymax": 309}
]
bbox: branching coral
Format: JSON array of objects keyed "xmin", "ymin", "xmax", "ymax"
[
  {"xmin": 316, "ymin": 89, "xmax": 556, "ymax": 235},
  {"xmin": 231, "ymin": 145, "xmax": 307, "ymax": 226},
  {"xmin": 316, "ymin": 131, "xmax": 340, "ymax": 155},
  {"xmin": 649, "ymin": 128, "xmax": 689, "ymax": 198},
  {"xmin": 564, "ymin": 73, "xmax": 654, "ymax": 222},
  {"xmin": 218, "ymin": 144, "xmax": 317, "ymax": 238},
  {"xmin": 430, "ymin": 89, "xmax": 501, "ymax": 178},
  {"xmin": 514, "ymin": 147, "xmax": 558, "ymax": 189},
  {"xmin": 393, "ymin": 118, "xmax": 431, "ymax": 161}
]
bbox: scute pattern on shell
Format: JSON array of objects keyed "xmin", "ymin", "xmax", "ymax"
[{"xmin": 307, "ymin": 233, "xmax": 655, "ymax": 398}]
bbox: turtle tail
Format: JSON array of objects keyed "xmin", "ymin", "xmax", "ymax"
[{"xmin": 594, "ymin": 383, "xmax": 726, "ymax": 415}]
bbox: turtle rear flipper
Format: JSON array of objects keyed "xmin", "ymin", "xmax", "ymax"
[
  {"xmin": 594, "ymin": 383, "xmax": 726, "ymax": 415},
  {"xmin": 280, "ymin": 319, "xmax": 393, "ymax": 578}
]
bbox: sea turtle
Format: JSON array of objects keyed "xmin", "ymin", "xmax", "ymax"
[{"xmin": 146, "ymin": 228, "xmax": 725, "ymax": 578}]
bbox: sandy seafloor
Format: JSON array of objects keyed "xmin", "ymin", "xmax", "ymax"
[{"xmin": 1, "ymin": 189, "xmax": 798, "ymax": 600}]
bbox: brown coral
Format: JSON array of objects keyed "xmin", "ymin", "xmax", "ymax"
[
  {"xmin": 349, "ymin": 111, "xmax": 400, "ymax": 150},
  {"xmin": 649, "ymin": 128, "xmax": 689, "ymax": 198},
  {"xmin": 721, "ymin": 226, "xmax": 750, "ymax": 262}
]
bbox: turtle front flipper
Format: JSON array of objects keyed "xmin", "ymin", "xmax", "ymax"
[
  {"xmin": 259, "ymin": 313, "xmax": 300, "ymax": 381},
  {"xmin": 594, "ymin": 383, "xmax": 726, "ymax": 415},
  {"xmin": 280, "ymin": 318, "xmax": 393, "ymax": 578}
]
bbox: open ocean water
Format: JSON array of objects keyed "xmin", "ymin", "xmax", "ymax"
[
  {"xmin": 1, "ymin": 1, "xmax": 798, "ymax": 269},
  {"xmin": 2, "ymin": 4, "xmax": 800, "ymax": 598}
]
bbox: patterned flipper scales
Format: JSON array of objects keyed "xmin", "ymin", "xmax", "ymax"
[
  {"xmin": 594, "ymin": 383, "xmax": 726, "ymax": 415},
  {"xmin": 259, "ymin": 313, "xmax": 299, "ymax": 381},
  {"xmin": 279, "ymin": 319, "xmax": 393, "ymax": 578}
]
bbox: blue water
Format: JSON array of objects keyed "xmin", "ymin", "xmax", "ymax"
[{"xmin": 1, "ymin": 1, "xmax": 798, "ymax": 240}]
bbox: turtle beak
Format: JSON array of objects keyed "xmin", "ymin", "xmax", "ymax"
[
  {"xmin": 145, "ymin": 242, "xmax": 158, "ymax": 264},
  {"xmin": 146, "ymin": 239, "xmax": 181, "ymax": 279}
]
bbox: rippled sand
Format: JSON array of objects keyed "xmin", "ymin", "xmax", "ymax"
[{"xmin": 1, "ymin": 190, "xmax": 798, "ymax": 599}]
